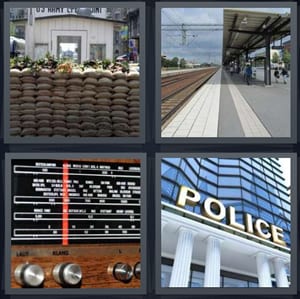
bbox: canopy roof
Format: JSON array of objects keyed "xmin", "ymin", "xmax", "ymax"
[{"xmin": 223, "ymin": 9, "xmax": 290, "ymax": 63}]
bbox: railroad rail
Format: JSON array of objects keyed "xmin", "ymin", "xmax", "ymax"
[{"xmin": 161, "ymin": 67, "xmax": 218, "ymax": 128}]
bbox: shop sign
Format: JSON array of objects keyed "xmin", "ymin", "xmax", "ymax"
[
  {"xmin": 34, "ymin": 8, "xmax": 107, "ymax": 18},
  {"xmin": 176, "ymin": 185, "xmax": 286, "ymax": 247}
]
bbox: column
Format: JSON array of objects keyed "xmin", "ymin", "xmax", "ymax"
[
  {"xmin": 169, "ymin": 227, "xmax": 196, "ymax": 287},
  {"xmin": 265, "ymin": 34, "xmax": 272, "ymax": 86},
  {"xmin": 161, "ymin": 220, "xmax": 168, "ymax": 234},
  {"xmin": 256, "ymin": 252, "xmax": 272, "ymax": 287},
  {"xmin": 204, "ymin": 236, "xmax": 222, "ymax": 287},
  {"xmin": 273, "ymin": 257, "xmax": 289, "ymax": 287}
]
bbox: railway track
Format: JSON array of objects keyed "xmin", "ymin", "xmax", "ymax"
[{"xmin": 161, "ymin": 68, "xmax": 218, "ymax": 127}]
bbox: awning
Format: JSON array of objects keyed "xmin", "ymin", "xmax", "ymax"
[{"xmin": 223, "ymin": 9, "xmax": 290, "ymax": 64}]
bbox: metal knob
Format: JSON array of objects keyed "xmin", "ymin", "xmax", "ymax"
[
  {"xmin": 112, "ymin": 263, "xmax": 133, "ymax": 282},
  {"xmin": 14, "ymin": 263, "xmax": 44, "ymax": 287},
  {"xmin": 134, "ymin": 262, "xmax": 141, "ymax": 279},
  {"xmin": 52, "ymin": 263, "xmax": 82, "ymax": 286}
]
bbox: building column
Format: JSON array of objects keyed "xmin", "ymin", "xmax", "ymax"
[
  {"xmin": 273, "ymin": 257, "xmax": 289, "ymax": 287},
  {"xmin": 169, "ymin": 227, "xmax": 196, "ymax": 287},
  {"xmin": 256, "ymin": 252, "xmax": 272, "ymax": 287},
  {"xmin": 204, "ymin": 236, "xmax": 222, "ymax": 287},
  {"xmin": 161, "ymin": 220, "xmax": 168, "ymax": 234}
]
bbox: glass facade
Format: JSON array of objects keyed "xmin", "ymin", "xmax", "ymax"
[
  {"xmin": 161, "ymin": 157, "xmax": 291, "ymax": 247},
  {"xmin": 161, "ymin": 259, "xmax": 260, "ymax": 288}
]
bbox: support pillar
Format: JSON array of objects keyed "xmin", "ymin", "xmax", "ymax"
[
  {"xmin": 161, "ymin": 220, "xmax": 168, "ymax": 234},
  {"xmin": 204, "ymin": 236, "xmax": 222, "ymax": 287},
  {"xmin": 169, "ymin": 227, "xmax": 196, "ymax": 287},
  {"xmin": 265, "ymin": 34, "xmax": 272, "ymax": 86},
  {"xmin": 256, "ymin": 252, "xmax": 272, "ymax": 287},
  {"xmin": 273, "ymin": 257, "xmax": 289, "ymax": 287}
]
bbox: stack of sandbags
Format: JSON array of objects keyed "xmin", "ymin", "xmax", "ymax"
[
  {"xmin": 36, "ymin": 69, "xmax": 53, "ymax": 136},
  {"xmin": 96, "ymin": 70, "xmax": 113, "ymax": 137},
  {"xmin": 10, "ymin": 69, "xmax": 22, "ymax": 136},
  {"xmin": 111, "ymin": 71, "xmax": 130, "ymax": 137},
  {"xmin": 9, "ymin": 67, "xmax": 140, "ymax": 138},
  {"xmin": 19, "ymin": 68, "xmax": 37, "ymax": 136},
  {"xmin": 127, "ymin": 71, "xmax": 140, "ymax": 136},
  {"xmin": 51, "ymin": 72, "xmax": 68, "ymax": 136}
]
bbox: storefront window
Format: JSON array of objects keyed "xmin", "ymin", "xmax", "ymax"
[
  {"xmin": 190, "ymin": 271, "xmax": 204, "ymax": 287},
  {"xmin": 90, "ymin": 43, "xmax": 106, "ymax": 60},
  {"xmin": 223, "ymin": 276, "xmax": 248, "ymax": 287}
]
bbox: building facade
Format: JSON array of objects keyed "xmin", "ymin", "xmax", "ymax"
[
  {"xmin": 161, "ymin": 157, "xmax": 291, "ymax": 288},
  {"xmin": 10, "ymin": 8, "xmax": 127, "ymax": 62}
]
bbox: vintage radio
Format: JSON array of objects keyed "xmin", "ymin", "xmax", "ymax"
[{"xmin": 10, "ymin": 158, "xmax": 141, "ymax": 288}]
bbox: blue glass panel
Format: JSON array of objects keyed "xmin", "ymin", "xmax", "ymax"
[
  {"xmin": 257, "ymin": 198, "xmax": 271, "ymax": 210},
  {"xmin": 259, "ymin": 209, "xmax": 274, "ymax": 223},
  {"xmin": 219, "ymin": 159, "xmax": 239, "ymax": 166},
  {"xmin": 243, "ymin": 202, "xmax": 259, "ymax": 217},
  {"xmin": 161, "ymin": 264, "xmax": 172, "ymax": 287},
  {"xmin": 202, "ymin": 159, "xmax": 218, "ymax": 172},
  {"xmin": 240, "ymin": 169, "xmax": 252, "ymax": 180},
  {"xmin": 219, "ymin": 167, "xmax": 239, "ymax": 175},
  {"xmin": 176, "ymin": 172, "xmax": 194, "ymax": 189},
  {"xmin": 242, "ymin": 190, "xmax": 257, "ymax": 204},
  {"xmin": 269, "ymin": 193, "xmax": 281, "ymax": 206},
  {"xmin": 190, "ymin": 271, "xmax": 204, "ymax": 287},
  {"xmin": 271, "ymin": 205, "xmax": 285, "ymax": 217},
  {"xmin": 161, "ymin": 179, "xmax": 175, "ymax": 199},
  {"xmin": 273, "ymin": 216, "xmax": 288, "ymax": 230},
  {"xmin": 199, "ymin": 169, "xmax": 218, "ymax": 184},
  {"xmin": 187, "ymin": 158, "xmax": 199, "ymax": 174},
  {"xmin": 219, "ymin": 176, "xmax": 240, "ymax": 186},
  {"xmin": 223, "ymin": 277, "xmax": 248, "ymax": 287},
  {"xmin": 255, "ymin": 186, "xmax": 269, "ymax": 200},
  {"xmin": 279, "ymin": 191, "xmax": 289, "ymax": 201},
  {"xmin": 162, "ymin": 167, "xmax": 178, "ymax": 181},
  {"xmin": 254, "ymin": 177, "xmax": 267, "ymax": 189},
  {"xmin": 218, "ymin": 188, "xmax": 241, "ymax": 198},
  {"xmin": 164, "ymin": 158, "xmax": 181, "ymax": 166},
  {"xmin": 281, "ymin": 201, "xmax": 291, "ymax": 212}
]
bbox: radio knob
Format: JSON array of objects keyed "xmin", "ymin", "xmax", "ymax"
[
  {"xmin": 14, "ymin": 263, "xmax": 44, "ymax": 287},
  {"xmin": 52, "ymin": 263, "xmax": 82, "ymax": 286},
  {"xmin": 112, "ymin": 263, "xmax": 133, "ymax": 282},
  {"xmin": 134, "ymin": 262, "xmax": 141, "ymax": 279}
]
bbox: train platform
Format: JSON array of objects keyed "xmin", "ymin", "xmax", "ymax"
[{"xmin": 162, "ymin": 67, "xmax": 290, "ymax": 138}]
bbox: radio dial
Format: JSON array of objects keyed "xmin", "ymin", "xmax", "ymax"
[
  {"xmin": 52, "ymin": 263, "xmax": 82, "ymax": 286},
  {"xmin": 14, "ymin": 263, "xmax": 44, "ymax": 287},
  {"xmin": 112, "ymin": 263, "xmax": 133, "ymax": 282},
  {"xmin": 134, "ymin": 262, "xmax": 141, "ymax": 279}
]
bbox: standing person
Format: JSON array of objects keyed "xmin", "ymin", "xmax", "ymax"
[
  {"xmin": 274, "ymin": 67, "xmax": 280, "ymax": 83},
  {"xmin": 245, "ymin": 63, "xmax": 252, "ymax": 85},
  {"xmin": 230, "ymin": 65, "xmax": 234, "ymax": 76},
  {"xmin": 281, "ymin": 67, "xmax": 289, "ymax": 84}
]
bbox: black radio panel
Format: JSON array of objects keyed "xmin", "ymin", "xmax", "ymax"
[{"xmin": 11, "ymin": 159, "xmax": 141, "ymax": 245}]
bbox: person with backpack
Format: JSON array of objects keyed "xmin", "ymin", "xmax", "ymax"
[{"xmin": 244, "ymin": 63, "xmax": 252, "ymax": 85}]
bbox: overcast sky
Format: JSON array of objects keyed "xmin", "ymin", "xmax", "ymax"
[{"xmin": 161, "ymin": 7, "xmax": 291, "ymax": 64}]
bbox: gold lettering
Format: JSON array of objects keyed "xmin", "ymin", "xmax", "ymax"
[
  {"xmin": 244, "ymin": 213, "xmax": 254, "ymax": 234},
  {"xmin": 227, "ymin": 206, "xmax": 245, "ymax": 231},
  {"xmin": 176, "ymin": 185, "xmax": 200, "ymax": 207},
  {"xmin": 271, "ymin": 225, "xmax": 286, "ymax": 247},
  {"xmin": 202, "ymin": 197, "xmax": 226, "ymax": 222},
  {"xmin": 254, "ymin": 219, "xmax": 271, "ymax": 240}
]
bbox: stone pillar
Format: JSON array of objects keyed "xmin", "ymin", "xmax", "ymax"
[
  {"xmin": 204, "ymin": 236, "xmax": 222, "ymax": 287},
  {"xmin": 161, "ymin": 220, "xmax": 168, "ymax": 234},
  {"xmin": 169, "ymin": 227, "xmax": 196, "ymax": 287},
  {"xmin": 273, "ymin": 257, "xmax": 289, "ymax": 287},
  {"xmin": 256, "ymin": 252, "xmax": 272, "ymax": 287}
]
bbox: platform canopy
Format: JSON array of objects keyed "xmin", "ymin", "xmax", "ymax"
[{"xmin": 223, "ymin": 9, "xmax": 291, "ymax": 64}]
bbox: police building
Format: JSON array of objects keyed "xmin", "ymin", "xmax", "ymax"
[{"xmin": 161, "ymin": 158, "xmax": 291, "ymax": 288}]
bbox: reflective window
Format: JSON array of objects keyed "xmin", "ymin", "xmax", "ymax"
[
  {"xmin": 282, "ymin": 201, "xmax": 291, "ymax": 212},
  {"xmin": 218, "ymin": 188, "xmax": 241, "ymax": 198},
  {"xmin": 163, "ymin": 158, "xmax": 181, "ymax": 167},
  {"xmin": 161, "ymin": 179, "xmax": 175, "ymax": 198},
  {"xmin": 219, "ymin": 176, "xmax": 240, "ymax": 186},
  {"xmin": 243, "ymin": 202, "xmax": 259, "ymax": 217},
  {"xmin": 176, "ymin": 172, "xmax": 194, "ymax": 189},
  {"xmin": 187, "ymin": 159, "xmax": 200, "ymax": 174},
  {"xmin": 219, "ymin": 167, "xmax": 239, "ymax": 175},
  {"xmin": 254, "ymin": 177, "xmax": 267, "ymax": 189},
  {"xmin": 242, "ymin": 190, "xmax": 257, "ymax": 204},
  {"xmin": 249, "ymin": 281, "xmax": 259, "ymax": 287},
  {"xmin": 240, "ymin": 169, "xmax": 253, "ymax": 180},
  {"xmin": 257, "ymin": 198, "xmax": 271, "ymax": 210},
  {"xmin": 199, "ymin": 169, "xmax": 218, "ymax": 184},
  {"xmin": 259, "ymin": 209, "xmax": 274, "ymax": 223},
  {"xmin": 161, "ymin": 264, "xmax": 172, "ymax": 287},
  {"xmin": 190, "ymin": 271, "xmax": 204, "ymax": 287},
  {"xmin": 256, "ymin": 186, "xmax": 269, "ymax": 200},
  {"xmin": 202, "ymin": 159, "xmax": 218, "ymax": 172},
  {"xmin": 219, "ymin": 159, "xmax": 239, "ymax": 166},
  {"xmin": 223, "ymin": 277, "xmax": 248, "ymax": 287}
]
